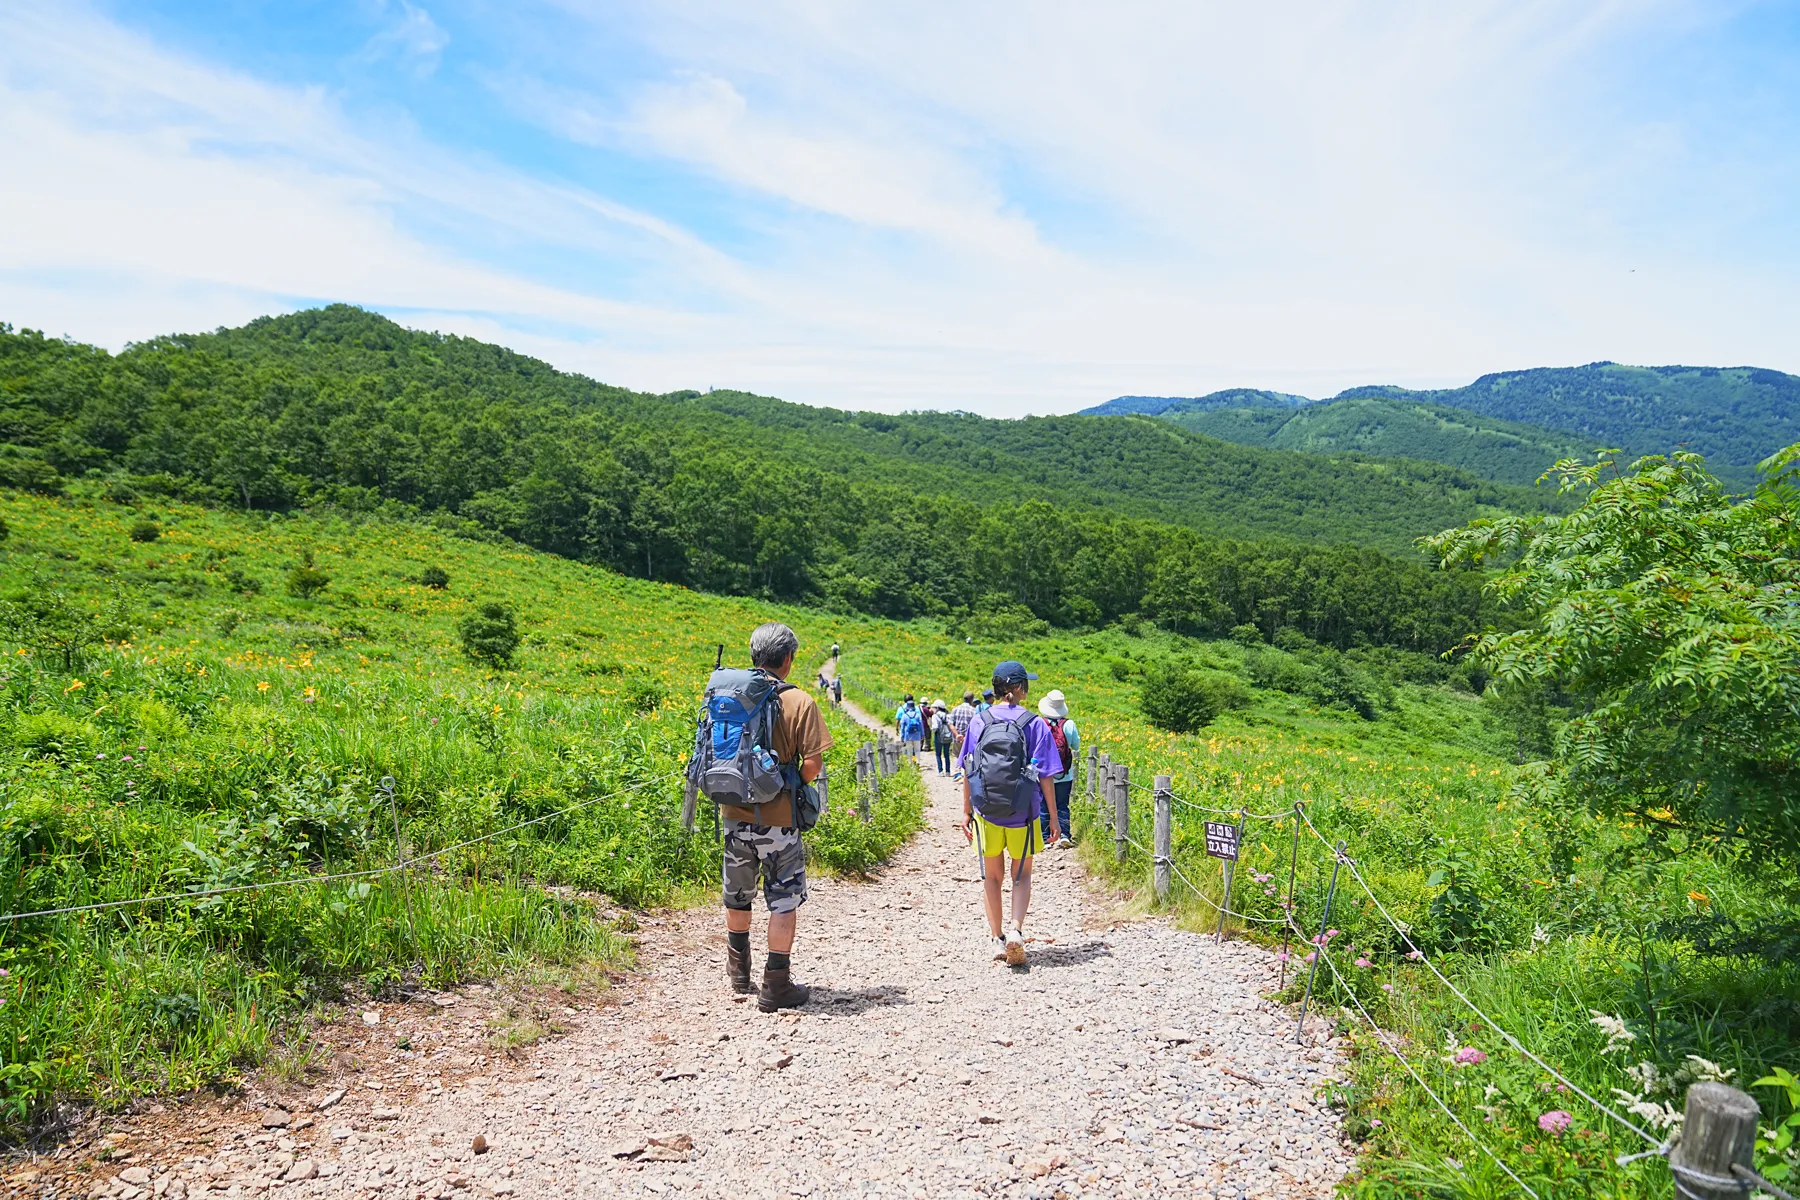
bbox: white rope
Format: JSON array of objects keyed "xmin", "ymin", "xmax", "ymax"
[
  {"xmin": 1, "ymin": 771, "xmax": 681, "ymax": 923},
  {"xmin": 1297, "ymin": 912, "xmax": 1543, "ymax": 1199},
  {"xmin": 1293, "ymin": 805, "xmax": 1662, "ymax": 1147}
]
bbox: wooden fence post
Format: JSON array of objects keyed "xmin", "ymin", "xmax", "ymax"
[
  {"xmin": 1153, "ymin": 774, "xmax": 1172, "ymax": 903},
  {"xmin": 864, "ymin": 744, "xmax": 879, "ymax": 815},
  {"xmin": 1086, "ymin": 744, "xmax": 1098, "ymax": 808},
  {"xmin": 1671, "ymin": 1082, "xmax": 1760, "ymax": 1200},
  {"xmin": 1114, "ymin": 763, "xmax": 1130, "ymax": 866}
]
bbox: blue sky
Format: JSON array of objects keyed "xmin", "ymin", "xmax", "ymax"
[{"xmin": 2, "ymin": 1, "xmax": 1797, "ymax": 414}]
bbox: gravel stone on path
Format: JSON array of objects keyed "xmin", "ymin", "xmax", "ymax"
[{"xmin": 251, "ymin": 693, "xmax": 1352, "ymax": 1199}]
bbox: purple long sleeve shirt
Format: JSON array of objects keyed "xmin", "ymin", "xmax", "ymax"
[{"xmin": 957, "ymin": 702, "xmax": 1059, "ymax": 827}]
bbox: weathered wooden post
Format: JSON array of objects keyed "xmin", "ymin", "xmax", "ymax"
[
  {"xmin": 863, "ymin": 743, "xmax": 879, "ymax": 815},
  {"xmin": 1086, "ymin": 744, "xmax": 1098, "ymax": 809},
  {"xmin": 1096, "ymin": 752, "xmax": 1110, "ymax": 827},
  {"xmin": 1113, "ymin": 763, "xmax": 1130, "ymax": 866},
  {"xmin": 1153, "ymin": 774, "xmax": 1172, "ymax": 903},
  {"xmin": 1670, "ymin": 1082, "xmax": 1761, "ymax": 1200}
]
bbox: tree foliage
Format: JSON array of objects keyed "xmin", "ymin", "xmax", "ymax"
[
  {"xmin": 458, "ymin": 601, "xmax": 520, "ymax": 670},
  {"xmin": 1426, "ymin": 445, "xmax": 1800, "ymax": 865}
]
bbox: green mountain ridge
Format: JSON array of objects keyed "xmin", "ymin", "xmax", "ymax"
[
  {"xmin": 0, "ymin": 304, "xmax": 1560, "ymax": 650},
  {"xmin": 1089, "ymin": 361, "xmax": 1800, "ymax": 487}
]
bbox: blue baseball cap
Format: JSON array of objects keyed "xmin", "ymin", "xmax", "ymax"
[{"xmin": 993, "ymin": 660, "xmax": 1038, "ymax": 688}]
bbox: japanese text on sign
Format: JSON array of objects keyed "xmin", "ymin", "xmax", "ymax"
[{"xmin": 1204, "ymin": 821, "xmax": 1239, "ymax": 860}]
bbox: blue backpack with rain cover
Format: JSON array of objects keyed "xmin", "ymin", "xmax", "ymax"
[
  {"xmin": 898, "ymin": 702, "xmax": 924, "ymax": 741},
  {"xmin": 686, "ymin": 667, "xmax": 822, "ymax": 829}
]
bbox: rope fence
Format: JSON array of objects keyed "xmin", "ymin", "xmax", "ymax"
[{"xmin": 1068, "ymin": 745, "xmax": 1795, "ymax": 1197}]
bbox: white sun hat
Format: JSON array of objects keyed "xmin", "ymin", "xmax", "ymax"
[{"xmin": 1038, "ymin": 689, "xmax": 1069, "ymax": 719}]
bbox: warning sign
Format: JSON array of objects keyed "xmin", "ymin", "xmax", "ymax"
[{"xmin": 1204, "ymin": 822, "xmax": 1240, "ymax": 860}]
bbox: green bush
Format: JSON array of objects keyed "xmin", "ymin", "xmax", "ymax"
[
  {"xmin": 1229, "ymin": 623, "xmax": 1262, "ymax": 647},
  {"xmin": 458, "ymin": 601, "xmax": 520, "ymax": 669},
  {"xmin": 420, "ymin": 566, "xmax": 450, "ymax": 590},
  {"xmin": 128, "ymin": 520, "xmax": 161, "ymax": 543},
  {"xmin": 1139, "ymin": 663, "xmax": 1249, "ymax": 733}
]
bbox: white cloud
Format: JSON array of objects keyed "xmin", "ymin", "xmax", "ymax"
[
  {"xmin": 1, "ymin": 0, "xmax": 1795, "ymax": 413},
  {"xmin": 360, "ymin": 1, "xmax": 451, "ymax": 77}
]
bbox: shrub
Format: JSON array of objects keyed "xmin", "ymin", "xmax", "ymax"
[
  {"xmin": 225, "ymin": 567, "xmax": 263, "ymax": 595},
  {"xmin": 458, "ymin": 601, "xmax": 520, "ymax": 669},
  {"xmin": 420, "ymin": 566, "xmax": 450, "ymax": 590},
  {"xmin": 624, "ymin": 677, "xmax": 668, "ymax": 713},
  {"xmin": 1229, "ymin": 623, "xmax": 1263, "ymax": 647},
  {"xmin": 128, "ymin": 520, "xmax": 161, "ymax": 543},
  {"xmin": 286, "ymin": 552, "xmax": 330, "ymax": 599},
  {"xmin": 0, "ymin": 515, "xmax": 9, "ymax": 542},
  {"xmin": 1139, "ymin": 663, "xmax": 1249, "ymax": 733}
]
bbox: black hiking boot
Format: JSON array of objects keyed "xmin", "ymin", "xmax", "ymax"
[
  {"xmin": 727, "ymin": 941, "xmax": 753, "ymax": 995},
  {"xmin": 757, "ymin": 966, "xmax": 811, "ymax": 1012}
]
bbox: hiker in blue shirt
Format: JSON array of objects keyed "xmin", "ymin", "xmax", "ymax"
[{"xmin": 895, "ymin": 694, "xmax": 926, "ymax": 761}]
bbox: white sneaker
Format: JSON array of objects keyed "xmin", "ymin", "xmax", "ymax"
[
  {"xmin": 990, "ymin": 935, "xmax": 1009, "ymax": 962},
  {"xmin": 1004, "ymin": 928, "xmax": 1026, "ymax": 967}
]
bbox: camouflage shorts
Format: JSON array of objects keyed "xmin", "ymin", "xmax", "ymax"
[{"xmin": 721, "ymin": 821, "xmax": 808, "ymax": 914}]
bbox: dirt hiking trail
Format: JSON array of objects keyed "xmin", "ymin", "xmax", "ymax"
[{"xmin": 55, "ymin": 674, "xmax": 1352, "ymax": 1200}]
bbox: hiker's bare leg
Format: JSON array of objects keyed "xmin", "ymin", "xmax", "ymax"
[
  {"xmin": 726, "ymin": 909, "xmax": 751, "ymax": 934},
  {"xmin": 768, "ymin": 910, "xmax": 797, "ymax": 954},
  {"xmin": 1011, "ymin": 858, "xmax": 1033, "ymax": 930},
  {"xmin": 982, "ymin": 857, "xmax": 1005, "ymax": 937}
]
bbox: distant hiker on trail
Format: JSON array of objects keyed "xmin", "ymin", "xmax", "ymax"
[
  {"xmin": 896, "ymin": 694, "xmax": 926, "ymax": 760},
  {"xmin": 950, "ymin": 692, "xmax": 977, "ymax": 758},
  {"xmin": 830, "ymin": 677, "xmax": 842, "ymax": 707},
  {"xmin": 688, "ymin": 622, "xmax": 833, "ymax": 1011},
  {"xmin": 960, "ymin": 661, "xmax": 1061, "ymax": 967},
  {"xmin": 1037, "ymin": 689, "xmax": 1080, "ymax": 850},
  {"xmin": 931, "ymin": 700, "xmax": 955, "ymax": 776},
  {"xmin": 831, "ymin": 642, "xmax": 840, "ymax": 660}
]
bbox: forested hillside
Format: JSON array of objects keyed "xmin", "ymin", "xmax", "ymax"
[
  {"xmin": 0, "ymin": 306, "xmax": 1530, "ymax": 652},
  {"xmin": 1092, "ymin": 360, "xmax": 1800, "ymax": 488},
  {"xmin": 1158, "ymin": 395, "xmax": 1589, "ymax": 486}
]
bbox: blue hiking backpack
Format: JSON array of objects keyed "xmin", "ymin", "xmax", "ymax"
[
  {"xmin": 687, "ymin": 667, "xmax": 792, "ymax": 819},
  {"xmin": 967, "ymin": 710, "xmax": 1043, "ymax": 824},
  {"xmin": 898, "ymin": 702, "xmax": 924, "ymax": 741}
]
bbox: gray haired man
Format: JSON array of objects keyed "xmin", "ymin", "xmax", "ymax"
[{"xmin": 719, "ymin": 622, "xmax": 833, "ymax": 1010}]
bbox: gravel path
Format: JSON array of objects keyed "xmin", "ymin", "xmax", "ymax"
[{"xmin": 110, "ymin": 706, "xmax": 1352, "ymax": 1200}]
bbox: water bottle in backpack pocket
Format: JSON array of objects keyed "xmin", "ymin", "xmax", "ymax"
[{"xmin": 687, "ymin": 667, "xmax": 789, "ymax": 811}]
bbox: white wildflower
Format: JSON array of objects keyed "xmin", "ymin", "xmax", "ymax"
[
  {"xmin": 1624, "ymin": 1098, "xmax": 1684, "ymax": 1132},
  {"xmin": 1589, "ymin": 1011, "xmax": 1636, "ymax": 1055},
  {"xmin": 1681, "ymin": 1055, "xmax": 1735, "ymax": 1084},
  {"xmin": 1624, "ymin": 1060, "xmax": 1662, "ymax": 1096},
  {"xmin": 1531, "ymin": 923, "xmax": 1551, "ymax": 950}
]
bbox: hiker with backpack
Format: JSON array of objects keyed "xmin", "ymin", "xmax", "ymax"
[
  {"xmin": 1037, "ymin": 689, "xmax": 1080, "ymax": 850},
  {"xmin": 959, "ymin": 661, "xmax": 1062, "ymax": 967},
  {"xmin": 895, "ymin": 694, "xmax": 926, "ymax": 761},
  {"xmin": 930, "ymin": 700, "xmax": 955, "ymax": 775},
  {"xmin": 686, "ymin": 622, "xmax": 833, "ymax": 1011},
  {"xmin": 950, "ymin": 692, "xmax": 978, "ymax": 758}
]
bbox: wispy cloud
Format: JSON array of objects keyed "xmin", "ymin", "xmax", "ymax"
[
  {"xmin": 1, "ymin": 0, "xmax": 1796, "ymax": 411},
  {"xmin": 359, "ymin": 1, "xmax": 450, "ymax": 78}
]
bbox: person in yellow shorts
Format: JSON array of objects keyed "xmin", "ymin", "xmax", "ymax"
[{"xmin": 959, "ymin": 660, "xmax": 1061, "ymax": 966}]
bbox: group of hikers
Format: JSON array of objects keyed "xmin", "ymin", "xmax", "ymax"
[{"xmin": 688, "ymin": 624, "xmax": 1082, "ymax": 1011}]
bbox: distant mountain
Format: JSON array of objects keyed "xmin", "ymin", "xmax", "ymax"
[
  {"xmin": 1161, "ymin": 396, "xmax": 1590, "ymax": 487},
  {"xmin": 1087, "ymin": 362, "xmax": 1800, "ymax": 488}
]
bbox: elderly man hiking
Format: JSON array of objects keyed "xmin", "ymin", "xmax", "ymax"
[
  {"xmin": 960, "ymin": 660, "xmax": 1061, "ymax": 967},
  {"xmin": 686, "ymin": 622, "xmax": 833, "ymax": 1010}
]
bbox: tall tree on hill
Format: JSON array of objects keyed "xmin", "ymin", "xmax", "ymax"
[{"xmin": 1427, "ymin": 445, "xmax": 1800, "ymax": 866}]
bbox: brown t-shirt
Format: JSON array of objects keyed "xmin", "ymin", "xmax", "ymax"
[{"xmin": 720, "ymin": 684, "xmax": 835, "ymax": 827}]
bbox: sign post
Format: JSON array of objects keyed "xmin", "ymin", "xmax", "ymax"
[{"xmin": 1205, "ymin": 818, "xmax": 1243, "ymax": 943}]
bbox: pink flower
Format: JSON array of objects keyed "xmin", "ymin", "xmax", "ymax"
[
  {"xmin": 1325, "ymin": 928, "xmax": 1340, "ymax": 940},
  {"xmin": 1406, "ymin": 950, "xmax": 1424, "ymax": 961},
  {"xmin": 1538, "ymin": 1110, "xmax": 1573, "ymax": 1135},
  {"xmin": 1276, "ymin": 952, "xmax": 1290, "ymax": 963},
  {"xmin": 1381, "ymin": 983, "xmax": 1393, "ymax": 992},
  {"xmin": 1354, "ymin": 957, "xmax": 1373, "ymax": 969},
  {"xmin": 1453, "ymin": 1047, "xmax": 1487, "ymax": 1066},
  {"xmin": 1303, "ymin": 952, "xmax": 1317, "ymax": 963},
  {"xmin": 1370, "ymin": 1119, "xmax": 1382, "ymax": 1128}
]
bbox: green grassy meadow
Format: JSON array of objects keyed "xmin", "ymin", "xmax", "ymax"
[
  {"xmin": 0, "ymin": 488, "xmax": 921, "ymax": 1131},
  {"xmin": 839, "ymin": 627, "xmax": 1800, "ymax": 1198}
]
